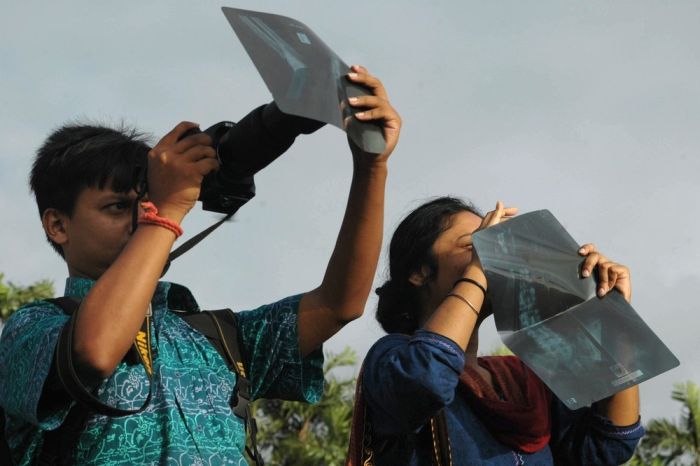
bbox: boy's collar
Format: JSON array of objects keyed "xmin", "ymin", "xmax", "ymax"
[
  {"xmin": 64, "ymin": 276, "xmax": 96, "ymax": 299},
  {"xmin": 63, "ymin": 277, "xmax": 200, "ymax": 313}
]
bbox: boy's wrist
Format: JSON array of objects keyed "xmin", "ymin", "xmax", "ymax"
[
  {"xmin": 139, "ymin": 201, "xmax": 186, "ymax": 238},
  {"xmin": 149, "ymin": 203, "xmax": 187, "ymax": 224},
  {"xmin": 352, "ymin": 158, "xmax": 388, "ymax": 177}
]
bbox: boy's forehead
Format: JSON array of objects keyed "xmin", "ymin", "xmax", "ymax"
[
  {"xmin": 83, "ymin": 179, "xmax": 137, "ymax": 198},
  {"xmin": 94, "ymin": 173, "xmax": 140, "ymax": 192}
]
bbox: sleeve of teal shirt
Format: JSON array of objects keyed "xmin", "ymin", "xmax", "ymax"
[
  {"xmin": 0, "ymin": 301, "xmax": 73, "ymax": 429},
  {"xmin": 236, "ymin": 294, "xmax": 324, "ymax": 402}
]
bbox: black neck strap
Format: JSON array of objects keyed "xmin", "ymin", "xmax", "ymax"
[{"xmin": 162, "ymin": 213, "xmax": 234, "ymax": 276}]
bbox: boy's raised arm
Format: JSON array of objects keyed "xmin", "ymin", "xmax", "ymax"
[{"xmin": 297, "ymin": 65, "xmax": 401, "ymax": 356}]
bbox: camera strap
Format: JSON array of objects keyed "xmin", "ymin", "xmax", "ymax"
[
  {"xmin": 167, "ymin": 212, "xmax": 233, "ymax": 263},
  {"xmin": 53, "ymin": 296, "xmax": 154, "ymax": 417},
  {"xmin": 53, "ymin": 297, "xmax": 153, "ymax": 417},
  {"xmin": 32, "ymin": 297, "xmax": 154, "ymax": 465}
]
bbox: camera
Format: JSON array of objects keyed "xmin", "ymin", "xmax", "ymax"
[{"xmin": 181, "ymin": 102, "xmax": 324, "ymax": 214}]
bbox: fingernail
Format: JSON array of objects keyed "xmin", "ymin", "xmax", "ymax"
[
  {"xmin": 355, "ymin": 111, "xmax": 365, "ymax": 117},
  {"xmin": 598, "ymin": 287, "xmax": 605, "ymax": 297},
  {"xmin": 578, "ymin": 247, "xmax": 585, "ymax": 254},
  {"xmin": 582, "ymin": 270, "xmax": 590, "ymax": 277},
  {"xmin": 348, "ymin": 97, "xmax": 358, "ymax": 104},
  {"xmin": 348, "ymin": 72, "xmax": 358, "ymax": 79}
]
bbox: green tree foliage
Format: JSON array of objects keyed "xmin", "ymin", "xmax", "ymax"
[
  {"xmin": 250, "ymin": 347, "xmax": 357, "ymax": 466},
  {"xmin": 630, "ymin": 381, "xmax": 700, "ymax": 466},
  {"xmin": 0, "ymin": 273, "xmax": 54, "ymax": 322},
  {"xmin": 627, "ymin": 456, "xmax": 667, "ymax": 466}
]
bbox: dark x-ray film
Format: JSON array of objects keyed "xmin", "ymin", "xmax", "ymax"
[
  {"xmin": 221, "ymin": 7, "xmax": 386, "ymax": 154},
  {"xmin": 472, "ymin": 210, "xmax": 679, "ymax": 409}
]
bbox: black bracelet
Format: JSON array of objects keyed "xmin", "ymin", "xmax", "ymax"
[{"xmin": 453, "ymin": 277, "xmax": 487, "ymax": 296}]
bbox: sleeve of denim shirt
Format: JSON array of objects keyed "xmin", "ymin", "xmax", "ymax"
[
  {"xmin": 0, "ymin": 301, "xmax": 73, "ymax": 429},
  {"xmin": 236, "ymin": 294, "xmax": 324, "ymax": 403},
  {"xmin": 362, "ymin": 330, "xmax": 465, "ymax": 436},
  {"xmin": 549, "ymin": 396, "xmax": 645, "ymax": 465}
]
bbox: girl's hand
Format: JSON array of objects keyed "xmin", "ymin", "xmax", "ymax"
[
  {"xmin": 468, "ymin": 201, "xmax": 518, "ymax": 272},
  {"xmin": 579, "ymin": 243, "xmax": 632, "ymax": 303},
  {"xmin": 477, "ymin": 200, "xmax": 518, "ymax": 231}
]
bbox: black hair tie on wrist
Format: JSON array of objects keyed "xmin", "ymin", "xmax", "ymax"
[{"xmin": 453, "ymin": 277, "xmax": 487, "ymax": 296}]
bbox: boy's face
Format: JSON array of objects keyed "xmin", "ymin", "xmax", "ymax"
[{"xmin": 60, "ymin": 184, "xmax": 137, "ymax": 279}]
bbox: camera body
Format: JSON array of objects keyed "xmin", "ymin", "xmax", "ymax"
[
  {"xmin": 190, "ymin": 121, "xmax": 255, "ymax": 214},
  {"xmin": 181, "ymin": 102, "xmax": 324, "ymax": 214}
]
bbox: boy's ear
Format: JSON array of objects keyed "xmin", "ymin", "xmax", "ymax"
[
  {"xmin": 408, "ymin": 265, "xmax": 430, "ymax": 287},
  {"xmin": 42, "ymin": 208, "xmax": 69, "ymax": 246}
]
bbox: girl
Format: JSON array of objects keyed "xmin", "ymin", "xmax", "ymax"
[{"xmin": 350, "ymin": 197, "xmax": 643, "ymax": 465}]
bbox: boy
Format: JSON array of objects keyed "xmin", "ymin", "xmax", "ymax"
[{"xmin": 0, "ymin": 66, "xmax": 400, "ymax": 465}]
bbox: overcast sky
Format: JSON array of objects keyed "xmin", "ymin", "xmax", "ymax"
[{"xmin": 1, "ymin": 1, "xmax": 698, "ymax": 421}]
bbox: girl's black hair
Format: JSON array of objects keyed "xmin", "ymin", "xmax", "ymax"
[
  {"xmin": 376, "ymin": 196, "xmax": 481, "ymax": 334},
  {"xmin": 30, "ymin": 122, "xmax": 151, "ymax": 257}
]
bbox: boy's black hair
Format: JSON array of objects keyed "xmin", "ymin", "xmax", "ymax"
[{"xmin": 30, "ymin": 122, "xmax": 152, "ymax": 257}]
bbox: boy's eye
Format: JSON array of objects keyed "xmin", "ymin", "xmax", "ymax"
[{"xmin": 105, "ymin": 201, "xmax": 131, "ymax": 212}]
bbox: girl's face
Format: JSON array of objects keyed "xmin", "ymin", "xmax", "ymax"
[{"xmin": 421, "ymin": 210, "xmax": 483, "ymax": 315}]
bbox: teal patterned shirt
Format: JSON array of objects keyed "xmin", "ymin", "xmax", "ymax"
[{"xmin": 0, "ymin": 277, "xmax": 324, "ymax": 465}]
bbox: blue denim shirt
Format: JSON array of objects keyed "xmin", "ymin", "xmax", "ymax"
[
  {"xmin": 0, "ymin": 277, "xmax": 324, "ymax": 465},
  {"xmin": 363, "ymin": 331, "xmax": 644, "ymax": 465}
]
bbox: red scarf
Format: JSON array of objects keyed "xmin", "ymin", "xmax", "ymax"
[
  {"xmin": 458, "ymin": 355, "xmax": 552, "ymax": 453},
  {"xmin": 346, "ymin": 356, "xmax": 553, "ymax": 464}
]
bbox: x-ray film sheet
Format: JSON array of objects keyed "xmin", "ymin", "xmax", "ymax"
[
  {"xmin": 222, "ymin": 7, "xmax": 386, "ymax": 154},
  {"xmin": 472, "ymin": 210, "xmax": 679, "ymax": 409}
]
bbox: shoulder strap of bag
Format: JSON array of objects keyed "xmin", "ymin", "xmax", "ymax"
[
  {"xmin": 345, "ymin": 363, "xmax": 373, "ymax": 466},
  {"xmin": 345, "ymin": 365, "xmax": 452, "ymax": 466},
  {"xmin": 428, "ymin": 409, "xmax": 453, "ymax": 466},
  {"xmin": 2, "ymin": 374, "xmax": 91, "ymax": 466},
  {"xmin": 178, "ymin": 309, "xmax": 263, "ymax": 466},
  {"xmin": 0, "ymin": 407, "xmax": 14, "ymax": 466},
  {"xmin": 37, "ymin": 401, "xmax": 92, "ymax": 466}
]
